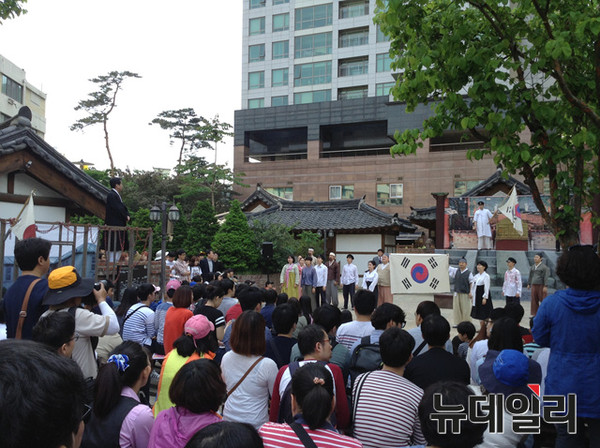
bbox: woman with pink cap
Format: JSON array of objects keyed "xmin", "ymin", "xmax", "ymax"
[{"xmin": 153, "ymin": 314, "xmax": 218, "ymax": 416}]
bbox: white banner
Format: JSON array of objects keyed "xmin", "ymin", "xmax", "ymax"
[{"xmin": 390, "ymin": 253, "xmax": 450, "ymax": 294}]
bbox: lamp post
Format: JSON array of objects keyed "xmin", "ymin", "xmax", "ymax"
[{"xmin": 149, "ymin": 202, "xmax": 180, "ymax": 294}]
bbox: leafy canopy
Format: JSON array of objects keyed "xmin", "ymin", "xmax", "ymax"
[{"xmin": 376, "ymin": 0, "xmax": 600, "ymax": 247}]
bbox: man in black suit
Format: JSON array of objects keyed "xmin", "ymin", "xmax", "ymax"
[
  {"xmin": 199, "ymin": 250, "xmax": 225, "ymax": 280},
  {"xmin": 404, "ymin": 314, "xmax": 470, "ymax": 390},
  {"xmin": 104, "ymin": 177, "xmax": 129, "ymax": 263}
]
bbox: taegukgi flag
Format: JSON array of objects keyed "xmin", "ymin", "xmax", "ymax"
[
  {"xmin": 497, "ymin": 186, "xmax": 523, "ymax": 235},
  {"xmin": 390, "ymin": 253, "xmax": 450, "ymax": 294}
]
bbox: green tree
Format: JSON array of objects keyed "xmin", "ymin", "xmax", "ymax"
[
  {"xmin": 149, "ymin": 108, "xmax": 212, "ymax": 167},
  {"xmin": 120, "ymin": 170, "xmax": 181, "ymax": 214},
  {"xmin": 376, "ymin": 0, "xmax": 600, "ymax": 248},
  {"xmin": 0, "ymin": 0, "xmax": 26, "ymax": 23},
  {"xmin": 250, "ymin": 221, "xmax": 297, "ymax": 273},
  {"xmin": 185, "ymin": 200, "xmax": 219, "ymax": 255},
  {"xmin": 70, "ymin": 71, "xmax": 141, "ymax": 175},
  {"xmin": 212, "ymin": 200, "xmax": 259, "ymax": 273},
  {"xmin": 83, "ymin": 168, "xmax": 111, "ymax": 188},
  {"xmin": 129, "ymin": 207, "xmax": 160, "ymax": 254},
  {"xmin": 169, "ymin": 203, "xmax": 189, "ymax": 253},
  {"xmin": 293, "ymin": 232, "xmax": 323, "ymax": 259}
]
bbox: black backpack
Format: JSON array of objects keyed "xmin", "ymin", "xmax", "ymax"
[
  {"xmin": 277, "ymin": 361, "xmax": 337, "ymax": 427},
  {"xmin": 348, "ymin": 336, "xmax": 382, "ymax": 390}
]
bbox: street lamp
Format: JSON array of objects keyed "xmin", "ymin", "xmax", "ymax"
[{"xmin": 149, "ymin": 201, "xmax": 180, "ymax": 294}]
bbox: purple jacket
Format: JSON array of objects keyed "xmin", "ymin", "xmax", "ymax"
[{"xmin": 148, "ymin": 407, "xmax": 222, "ymax": 448}]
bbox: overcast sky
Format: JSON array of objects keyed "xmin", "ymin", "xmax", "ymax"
[{"xmin": 0, "ymin": 0, "xmax": 242, "ymax": 171}]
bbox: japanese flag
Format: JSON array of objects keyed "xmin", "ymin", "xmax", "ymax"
[
  {"xmin": 390, "ymin": 253, "xmax": 450, "ymax": 294},
  {"xmin": 11, "ymin": 193, "xmax": 37, "ymax": 240}
]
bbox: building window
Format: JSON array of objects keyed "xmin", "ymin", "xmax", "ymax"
[
  {"xmin": 294, "ymin": 90, "xmax": 331, "ymax": 104},
  {"xmin": 271, "ymin": 95, "xmax": 289, "ymax": 107},
  {"xmin": 272, "ymin": 68, "xmax": 289, "ymax": 87},
  {"xmin": 273, "ymin": 13, "xmax": 289, "ymax": 32},
  {"xmin": 248, "ymin": 98, "xmax": 265, "ymax": 109},
  {"xmin": 1, "ymin": 75, "xmax": 23, "ymax": 103},
  {"xmin": 339, "ymin": 27, "xmax": 369, "ymax": 48},
  {"xmin": 249, "ymin": 17, "xmax": 265, "ymax": 35},
  {"xmin": 321, "ymin": 121, "xmax": 391, "ymax": 157},
  {"xmin": 454, "ymin": 180, "xmax": 484, "ymax": 196},
  {"xmin": 249, "ymin": 44, "xmax": 265, "ymax": 62},
  {"xmin": 339, "ymin": 0, "xmax": 369, "ymax": 19},
  {"xmin": 250, "ymin": 0, "xmax": 265, "ymax": 9},
  {"xmin": 249, "ymin": 71, "xmax": 265, "ymax": 89},
  {"xmin": 376, "ymin": 82, "xmax": 395, "ymax": 96},
  {"xmin": 377, "ymin": 183, "xmax": 403, "ymax": 206},
  {"xmin": 272, "ymin": 40, "xmax": 289, "ymax": 59},
  {"xmin": 295, "ymin": 32, "xmax": 332, "ymax": 58},
  {"xmin": 247, "ymin": 127, "xmax": 308, "ymax": 161},
  {"xmin": 265, "ymin": 187, "xmax": 293, "ymax": 200},
  {"xmin": 429, "ymin": 130, "xmax": 487, "ymax": 152},
  {"xmin": 294, "ymin": 61, "xmax": 332, "ymax": 87},
  {"xmin": 295, "ymin": 4, "xmax": 333, "ymax": 30},
  {"xmin": 338, "ymin": 57, "xmax": 368, "ymax": 77},
  {"xmin": 338, "ymin": 86, "xmax": 368, "ymax": 100},
  {"xmin": 376, "ymin": 53, "xmax": 393, "ymax": 72},
  {"xmin": 273, "ymin": 0, "xmax": 289, "ymax": 4},
  {"xmin": 376, "ymin": 25, "xmax": 389, "ymax": 43},
  {"xmin": 329, "ymin": 185, "xmax": 355, "ymax": 200}
]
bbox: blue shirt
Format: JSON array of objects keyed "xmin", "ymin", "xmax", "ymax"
[
  {"xmin": 301, "ymin": 265, "xmax": 317, "ymax": 287},
  {"xmin": 3, "ymin": 275, "xmax": 48, "ymax": 339}
]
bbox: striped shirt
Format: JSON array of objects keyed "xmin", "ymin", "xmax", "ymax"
[
  {"xmin": 352, "ymin": 370, "xmax": 425, "ymax": 448},
  {"xmin": 260, "ymin": 422, "xmax": 362, "ymax": 448},
  {"xmin": 336, "ymin": 321, "xmax": 375, "ymax": 351},
  {"xmin": 122, "ymin": 303, "xmax": 156, "ymax": 346}
]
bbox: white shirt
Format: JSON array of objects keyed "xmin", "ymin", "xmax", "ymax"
[
  {"xmin": 502, "ymin": 267, "xmax": 522, "ymax": 297},
  {"xmin": 473, "ymin": 208, "xmax": 493, "ymax": 238},
  {"xmin": 336, "ymin": 320, "xmax": 375, "ymax": 351},
  {"xmin": 314, "ymin": 263, "xmax": 328, "ymax": 287},
  {"xmin": 471, "ymin": 272, "xmax": 491, "ymax": 301},
  {"xmin": 448, "ymin": 266, "xmax": 474, "ymax": 282},
  {"xmin": 221, "ymin": 352, "xmax": 278, "ymax": 429},
  {"xmin": 341, "ymin": 263, "xmax": 359, "ymax": 285},
  {"xmin": 362, "ymin": 270, "xmax": 378, "ymax": 291}
]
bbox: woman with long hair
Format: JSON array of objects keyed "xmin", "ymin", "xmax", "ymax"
[
  {"xmin": 259, "ymin": 363, "xmax": 362, "ymax": 447},
  {"xmin": 149, "ymin": 359, "xmax": 226, "ymax": 448},
  {"xmin": 82, "ymin": 341, "xmax": 154, "ymax": 448},
  {"xmin": 115, "ymin": 286, "xmax": 140, "ymax": 329},
  {"xmin": 280, "ymin": 255, "xmax": 299, "ymax": 299},
  {"xmin": 163, "ymin": 285, "xmax": 194, "ymax": 354},
  {"xmin": 154, "ymin": 314, "xmax": 218, "ymax": 416},
  {"xmin": 220, "ymin": 311, "xmax": 278, "ymax": 429}
]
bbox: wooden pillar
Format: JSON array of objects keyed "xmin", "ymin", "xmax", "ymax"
[{"xmin": 432, "ymin": 192, "xmax": 448, "ymax": 250}]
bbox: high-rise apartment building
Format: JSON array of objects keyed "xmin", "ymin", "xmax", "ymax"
[
  {"xmin": 0, "ymin": 55, "xmax": 46, "ymax": 138},
  {"xmin": 233, "ymin": 0, "xmax": 496, "ymax": 216}
]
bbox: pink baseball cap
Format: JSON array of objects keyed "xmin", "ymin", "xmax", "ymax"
[
  {"xmin": 166, "ymin": 279, "xmax": 181, "ymax": 291},
  {"xmin": 184, "ymin": 315, "xmax": 215, "ymax": 340}
]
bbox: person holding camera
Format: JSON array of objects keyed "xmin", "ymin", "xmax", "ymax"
[{"xmin": 41, "ymin": 266, "xmax": 120, "ymax": 380}]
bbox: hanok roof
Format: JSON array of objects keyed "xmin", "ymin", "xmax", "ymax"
[
  {"xmin": 0, "ymin": 107, "xmax": 109, "ymax": 218},
  {"xmin": 244, "ymin": 186, "xmax": 416, "ymax": 233}
]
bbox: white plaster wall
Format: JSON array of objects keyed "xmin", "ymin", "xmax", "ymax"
[
  {"xmin": 14, "ymin": 173, "xmax": 62, "ymax": 198},
  {"xmin": 0, "ymin": 202, "xmax": 65, "ymax": 221}
]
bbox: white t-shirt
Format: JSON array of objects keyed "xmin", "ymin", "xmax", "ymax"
[
  {"xmin": 221, "ymin": 351, "xmax": 278, "ymax": 429},
  {"xmin": 336, "ymin": 320, "xmax": 375, "ymax": 351}
]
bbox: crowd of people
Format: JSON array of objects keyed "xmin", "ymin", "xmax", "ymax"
[{"xmin": 0, "ymin": 237, "xmax": 599, "ymax": 448}]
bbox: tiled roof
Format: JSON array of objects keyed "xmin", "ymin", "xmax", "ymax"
[
  {"xmin": 0, "ymin": 109, "xmax": 109, "ymax": 203},
  {"xmin": 461, "ymin": 168, "xmax": 531, "ymax": 197},
  {"xmin": 246, "ymin": 190, "xmax": 416, "ymax": 232}
]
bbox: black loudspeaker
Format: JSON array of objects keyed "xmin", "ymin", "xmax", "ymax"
[{"xmin": 262, "ymin": 242, "xmax": 273, "ymax": 258}]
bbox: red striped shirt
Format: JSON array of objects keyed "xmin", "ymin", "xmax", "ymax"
[{"xmin": 259, "ymin": 422, "xmax": 362, "ymax": 448}]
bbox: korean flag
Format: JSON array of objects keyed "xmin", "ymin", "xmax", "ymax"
[{"xmin": 390, "ymin": 253, "xmax": 450, "ymax": 294}]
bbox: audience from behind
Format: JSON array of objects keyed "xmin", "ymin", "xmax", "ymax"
[
  {"xmin": 82, "ymin": 341, "xmax": 154, "ymax": 448},
  {"xmin": 269, "ymin": 324, "xmax": 350, "ymax": 431},
  {"xmin": 350, "ymin": 302, "xmax": 405, "ymax": 355},
  {"xmin": 121, "ymin": 283, "xmax": 158, "ymax": 349},
  {"xmin": 32, "ymin": 311, "xmax": 76, "ymax": 357},
  {"xmin": 276, "ymin": 292, "xmax": 288, "ymax": 306},
  {"xmin": 288, "ymin": 297, "xmax": 307, "ymax": 338},
  {"xmin": 3, "ymin": 237, "xmax": 51, "ymax": 339},
  {"xmin": 264, "ymin": 303, "xmax": 298, "ymax": 368},
  {"xmin": 220, "ymin": 311, "xmax": 278, "ymax": 429},
  {"xmin": 223, "ymin": 286, "xmax": 267, "ymax": 350},
  {"xmin": 408, "ymin": 300, "xmax": 453, "ymax": 356},
  {"xmin": 454, "ymin": 321, "xmax": 476, "ymax": 361},
  {"xmin": 149, "ymin": 359, "xmax": 226, "ymax": 448},
  {"xmin": 154, "ymin": 279, "xmax": 180, "ymax": 355},
  {"xmin": 194, "ymin": 284, "xmax": 226, "ymax": 344},
  {"xmin": 163, "ymin": 285, "xmax": 194, "ymax": 354},
  {"xmin": 404, "ymin": 315, "xmax": 469, "ymax": 390},
  {"xmin": 504, "ymin": 302, "xmax": 533, "ymax": 343},
  {"xmin": 352, "ymin": 327, "xmax": 425, "ymax": 448},
  {"xmin": 340, "ymin": 308, "xmax": 353, "ymax": 325},
  {"xmin": 336, "ymin": 289, "xmax": 376, "ymax": 350},
  {"xmin": 185, "ymin": 422, "xmax": 264, "ymax": 448},
  {"xmin": 0, "ymin": 339, "xmax": 86, "ymax": 448},
  {"xmin": 154, "ymin": 314, "xmax": 218, "ymax": 416},
  {"xmin": 261, "ymin": 288, "xmax": 278, "ymax": 329},
  {"xmin": 533, "ymin": 245, "xmax": 600, "ymax": 446},
  {"xmin": 217, "ymin": 278, "xmax": 237, "ymax": 316},
  {"xmin": 419, "ymin": 381, "xmax": 486, "ymax": 448},
  {"xmin": 468, "ymin": 306, "xmax": 506, "ymax": 383},
  {"xmin": 260, "ymin": 363, "xmax": 361, "ymax": 447}
]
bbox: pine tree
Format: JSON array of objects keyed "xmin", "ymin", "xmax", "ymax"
[{"xmin": 185, "ymin": 200, "xmax": 218, "ymax": 255}]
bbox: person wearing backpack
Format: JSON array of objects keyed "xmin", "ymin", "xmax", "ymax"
[
  {"xmin": 352, "ymin": 327, "xmax": 426, "ymax": 448},
  {"xmin": 269, "ymin": 324, "xmax": 350, "ymax": 432},
  {"xmin": 348, "ymin": 303, "xmax": 406, "ymax": 389}
]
